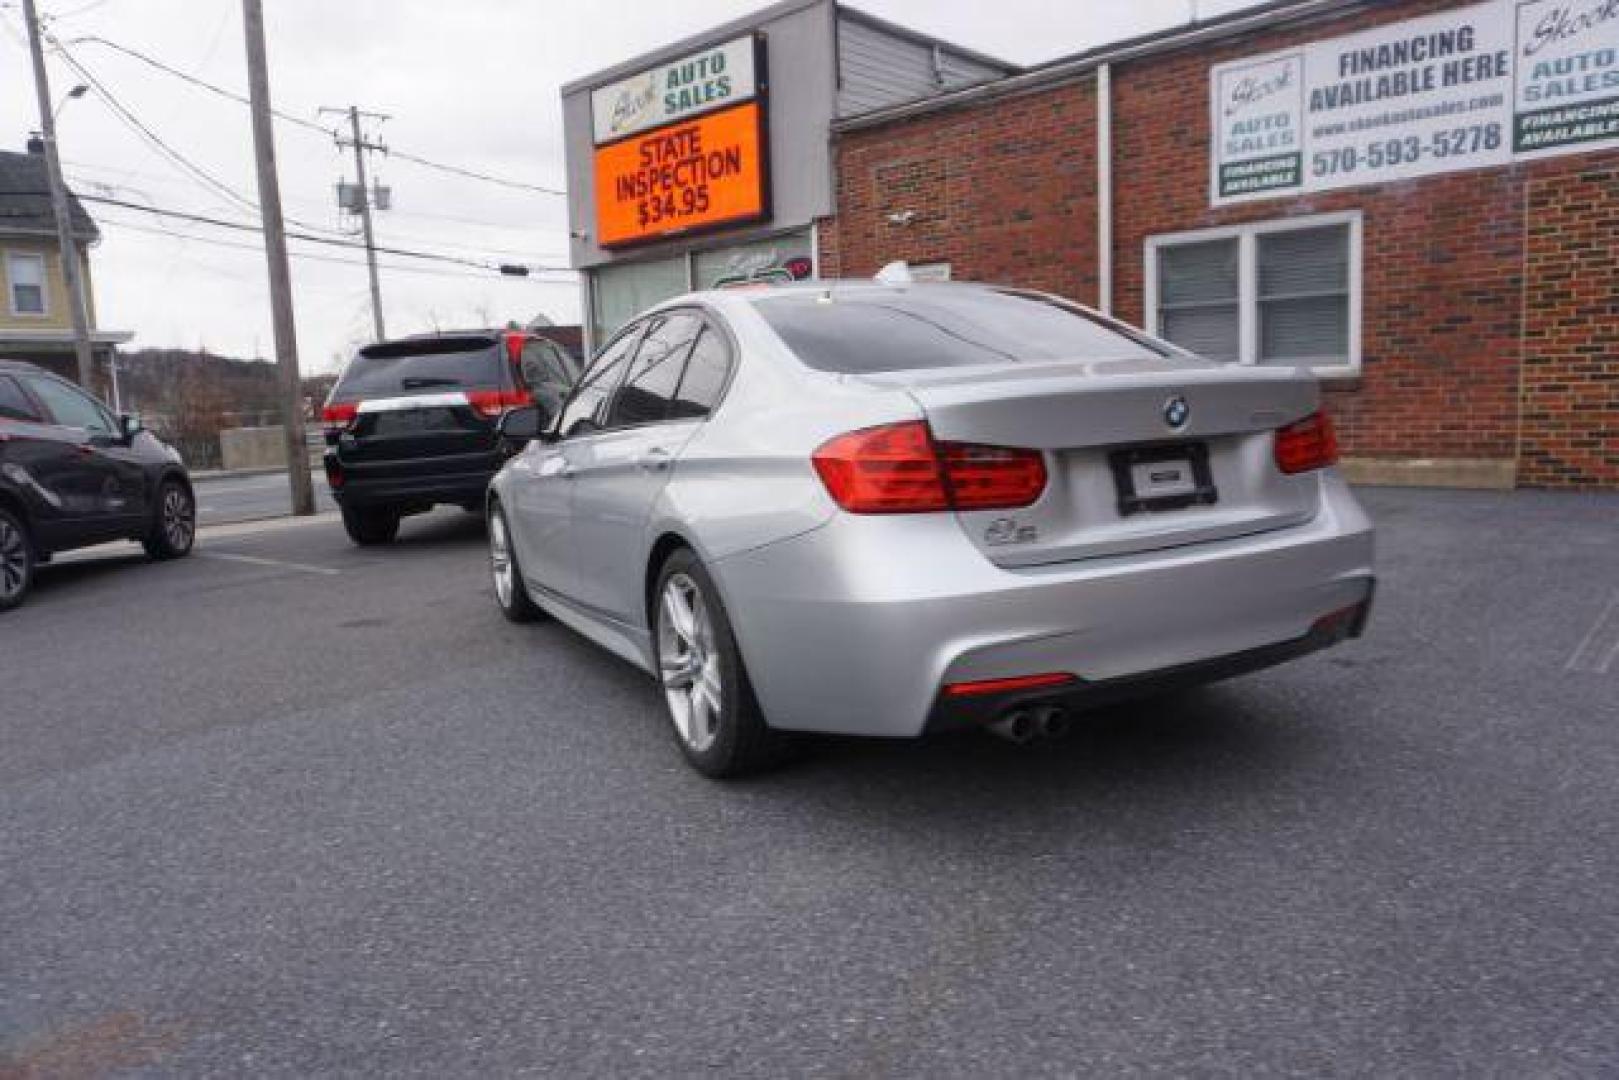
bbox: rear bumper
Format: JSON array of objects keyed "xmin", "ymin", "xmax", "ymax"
[
  {"xmin": 710, "ymin": 472, "xmax": 1375, "ymax": 738},
  {"xmin": 326, "ymin": 452, "xmax": 498, "ymax": 509},
  {"xmin": 922, "ymin": 589, "xmax": 1372, "ymax": 733}
]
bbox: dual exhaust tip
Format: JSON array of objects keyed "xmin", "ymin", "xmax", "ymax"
[{"xmin": 987, "ymin": 704, "xmax": 1071, "ymax": 745}]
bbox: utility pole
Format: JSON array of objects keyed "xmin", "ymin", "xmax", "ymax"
[
  {"xmin": 323, "ymin": 106, "xmax": 389, "ymax": 342},
  {"xmin": 21, "ymin": 0, "xmax": 96, "ymax": 392},
  {"xmin": 242, "ymin": 0, "xmax": 314, "ymax": 516}
]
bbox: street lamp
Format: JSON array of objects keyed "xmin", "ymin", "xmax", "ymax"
[{"xmin": 53, "ymin": 83, "xmax": 88, "ymax": 120}]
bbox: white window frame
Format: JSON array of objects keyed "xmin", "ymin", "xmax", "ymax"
[
  {"xmin": 1144, "ymin": 210, "xmax": 1362, "ymax": 378},
  {"xmin": 6, "ymin": 251, "xmax": 49, "ymax": 318}
]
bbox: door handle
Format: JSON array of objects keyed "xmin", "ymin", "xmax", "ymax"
[
  {"xmin": 539, "ymin": 457, "xmax": 573, "ymax": 479},
  {"xmin": 635, "ymin": 447, "xmax": 673, "ymax": 472}
]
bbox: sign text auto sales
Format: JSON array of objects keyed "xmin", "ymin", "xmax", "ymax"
[{"xmin": 1210, "ymin": 0, "xmax": 1619, "ymax": 205}]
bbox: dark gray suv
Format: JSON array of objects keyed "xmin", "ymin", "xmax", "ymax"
[{"xmin": 321, "ymin": 329, "xmax": 578, "ymax": 545}]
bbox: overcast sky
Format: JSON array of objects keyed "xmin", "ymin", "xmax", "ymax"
[{"xmin": 1, "ymin": 0, "xmax": 1265, "ymax": 373}]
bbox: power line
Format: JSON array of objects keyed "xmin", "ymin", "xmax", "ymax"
[
  {"xmin": 78, "ymin": 193, "xmax": 575, "ymax": 274},
  {"xmin": 0, "ymin": 186, "xmax": 576, "ymax": 274},
  {"xmin": 63, "ymin": 32, "xmax": 567, "ymax": 196},
  {"xmin": 39, "ymin": 24, "xmax": 357, "ymax": 240},
  {"xmin": 96, "ymin": 214, "xmax": 575, "ymax": 282}
]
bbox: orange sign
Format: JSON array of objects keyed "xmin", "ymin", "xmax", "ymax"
[{"xmin": 593, "ymin": 101, "xmax": 768, "ymax": 248}]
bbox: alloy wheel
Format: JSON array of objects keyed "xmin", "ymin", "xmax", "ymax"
[
  {"xmin": 490, "ymin": 511, "xmax": 514, "ymax": 608},
  {"xmin": 0, "ymin": 518, "xmax": 26, "ymax": 601},
  {"xmin": 657, "ymin": 572, "xmax": 723, "ymax": 753},
  {"xmin": 162, "ymin": 484, "xmax": 195, "ymax": 552}
]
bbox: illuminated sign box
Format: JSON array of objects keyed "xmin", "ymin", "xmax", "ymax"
[{"xmin": 593, "ymin": 99, "xmax": 770, "ymax": 248}]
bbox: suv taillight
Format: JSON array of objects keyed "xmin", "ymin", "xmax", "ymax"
[
  {"xmin": 321, "ymin": 402, "xmax": 358, "ymax": 434},
  {"xmin": 1274, "ymin": 410, "xmax": 1339, "ymax": 474},
  {"xmin": 812, "ymin": 420, "xmax": 1047, "ymax": 514},
  {"xmin": 467, "ymin": 388, "xmax": 532, "ymax": 418}
]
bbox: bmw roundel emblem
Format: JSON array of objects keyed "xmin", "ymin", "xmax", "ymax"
[{"xmin": 1163, "ymin": 395, "xmax": 1190, "ymax": 430}]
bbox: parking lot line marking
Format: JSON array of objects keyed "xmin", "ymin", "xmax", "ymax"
[
  {"xmin": 199, "ymin": 552, "xmax": 341, "ymax": 577},
  {"xmin": 1565, "ymin": 592, "xmax": 1619, "ymax": 673}
]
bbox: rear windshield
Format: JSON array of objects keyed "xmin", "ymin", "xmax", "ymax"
[
  {"xmin": 333, "ymin": 337, "xmax": 505, "ymax": 398},
  {"xmin": 754, "ymin": 288, "xmax": 1169, "ymax": 374}
]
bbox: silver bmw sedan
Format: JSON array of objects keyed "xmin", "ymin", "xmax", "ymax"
[{"xmin": 487, "ymin": 281, "xmax": 1375, "ymax": 777}]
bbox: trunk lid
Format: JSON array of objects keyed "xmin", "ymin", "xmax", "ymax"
[{"xmin": 861, "ymin": 357, "xmax": 1323, "ymax": 566}]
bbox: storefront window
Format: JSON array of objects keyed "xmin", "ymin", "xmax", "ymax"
[
  {"xmin": 1147, "ymin": 212, "xmax": 1360, "ymax": 375},
  {"xmin": 591, "ymin": 256, "xmax": 689, "ymax": 344},
  {"xmin": 693, "ymin": 232, "xmax": 812, "ymax": 289}
]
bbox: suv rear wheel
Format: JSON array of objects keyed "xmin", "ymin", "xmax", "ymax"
[
  {"xmin": 341, "ymin": 504, "xmax": 401, "ymax": 545},
  {"xmin": 0, "ymin": 507, "xmax": 34, "ymax": 612}
]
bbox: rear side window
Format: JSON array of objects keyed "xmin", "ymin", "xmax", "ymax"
[
  {"xmin": 604, "ymin": 313, "xmax": 703, "ymax": 429},
  {"xmin": 668, "ymin": 328, "xmax": 731, "ymax": 420},
  {"xmin": 0, "ymin": 376, "xmax": 41, "ymax": 422},
  {"xmin": 333, "ymin": 337, "xmax": 505, "ymax": 399},
  {"xmin": 755, "ymin": 288, "xmax": 1168, "ymax": 374}
]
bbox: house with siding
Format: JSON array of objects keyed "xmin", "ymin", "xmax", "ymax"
[{"xmin": 0, "ymin": 142, "xmax": 132, "ymax": 389}]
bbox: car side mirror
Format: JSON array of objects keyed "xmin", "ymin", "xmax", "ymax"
[
  {"xmin": 119, "ymin": 413, "xmax": 144, "ymax": 441},
  {"xmin": 497, "ymin": 404, "xmax": 546, "ymax": 449}
]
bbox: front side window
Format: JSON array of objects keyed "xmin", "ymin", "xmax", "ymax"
[
  {"xmin": 558, "ymin": 325, "xmax": 641, "ymax": 439},
  {"xmin": 23, "ymin": 375, "xmax": 113, "ymax": 433},
  {"xmin": 7, "ymin": 253, "xmax": 46, "ymax": 316},
  {"xmin": 0, "ymin": 376, "xmax": 42, "ymax": 422},
  {"xmin": 1149, "ymin": 215, "xmax": 1359, "ymax": 374},
  {"xmin": 603, "ymin": 312, "xmax": 703, "ymax": 429},
  {"xmin": 518, "ymin": 338, "xmax": 577, "ymax": 420}
]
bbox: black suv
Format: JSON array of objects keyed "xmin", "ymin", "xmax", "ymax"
[
  {"xmin": 321, "ymin": 329, "xmax": 578, "ymax": 545},
  {"xmin": 0, "ymin": 360, "xmax": 195, "ymax": 612}
]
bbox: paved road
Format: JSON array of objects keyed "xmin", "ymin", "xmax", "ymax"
[
  {"xmin": 192, "ymin": 469, "xmax": 336, "ymax": 527},
  {"xmin": 3, "ymin": 489, "xmax": 1617, "ymax": 1076}
]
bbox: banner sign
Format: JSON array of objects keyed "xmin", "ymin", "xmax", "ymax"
[
  {"xmin": 1211, "ymin": 0, "xmax": 1619, "ymax": 205},
  {"xmin": 591, "ymin": 35, "xmax": 759, "ymax": 145},
  {"xmin": 593, "ymin": 101, "xmax": 770, "ymax": 248}
]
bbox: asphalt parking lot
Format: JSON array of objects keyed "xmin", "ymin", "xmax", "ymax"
[{"xmin": 2, "ymin": 486, "xmax": 1616, "ymax": 1076}]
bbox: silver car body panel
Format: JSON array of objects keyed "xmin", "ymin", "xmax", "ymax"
[{"xmin": 490, "ymin": 282, "xmax": 1375, "ymax": 738}]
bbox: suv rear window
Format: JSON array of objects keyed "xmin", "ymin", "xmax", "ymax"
[
  {"xmin": 754, "ymin": 287, "xmax": 1168, "ymax": 374},
  {"xmin": 332, "ymin": 337, "xmax": 506, "ymax": 399}
]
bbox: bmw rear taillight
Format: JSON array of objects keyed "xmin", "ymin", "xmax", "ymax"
[
  {"xmin": 467, "ymin": 388, "xmax": 533, "ymax": 418},
  {"xmin": 812, "ymin": 420, "xmax": 1047, "ymax": 514},
  {"xmin": 321, "ymin": 402, "xmax": 358, "ymax": 434},
  {"xmin": 1274, "ymin": 410, "xmax": 1339, "ymax": 474}
]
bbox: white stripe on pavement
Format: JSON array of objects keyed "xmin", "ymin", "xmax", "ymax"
[{"xmin": 199, "ymin": 552, "xmax": 341, "ymax": 576}]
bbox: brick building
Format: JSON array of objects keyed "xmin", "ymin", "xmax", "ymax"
[{"xmin": 821, "ymin": 0, "xmax": 1619, "ymax": 490}]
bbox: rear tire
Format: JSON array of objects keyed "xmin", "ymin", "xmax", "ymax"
[
  {"xmin": 143, "ymin": 478, "xmax": 195, "ymax": 560},
  {"xmin": 0, "ymin": 507, "xmax": 35, "ymax": 612},
  {"xmin": 341, "ymin": 504, "xmax": 400, "ymax": 545},
  {"xmin": 489, "ymin": 502, "xmax": 542, "ymax": 623},
  {"xmin": 653, "ymin": 548, "xmax": 793, "ymax": 779}
]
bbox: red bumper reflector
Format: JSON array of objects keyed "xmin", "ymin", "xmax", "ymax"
[{"xmin": 942, "ymin": 672, "xmax": 1078, "ymax": 699}]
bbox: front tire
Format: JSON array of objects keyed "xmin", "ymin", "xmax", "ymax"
[
  {"xmin": 341, "ymin": 503, "xmax": 400, "ymax": 545},
  {"xmin": 653, "ymin": 548, "xmax": 791, "ymax": 778},
  {"xmin": 0, "ymin": 507, "xmax": 35, "ymax": 612},
  {"xmin": 143, "ymin": 478, "xmax": 195, "ymax": 560},
  {"xmin": 489, "ymin": 502, "xmax": 542, "ymax": 623}
]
